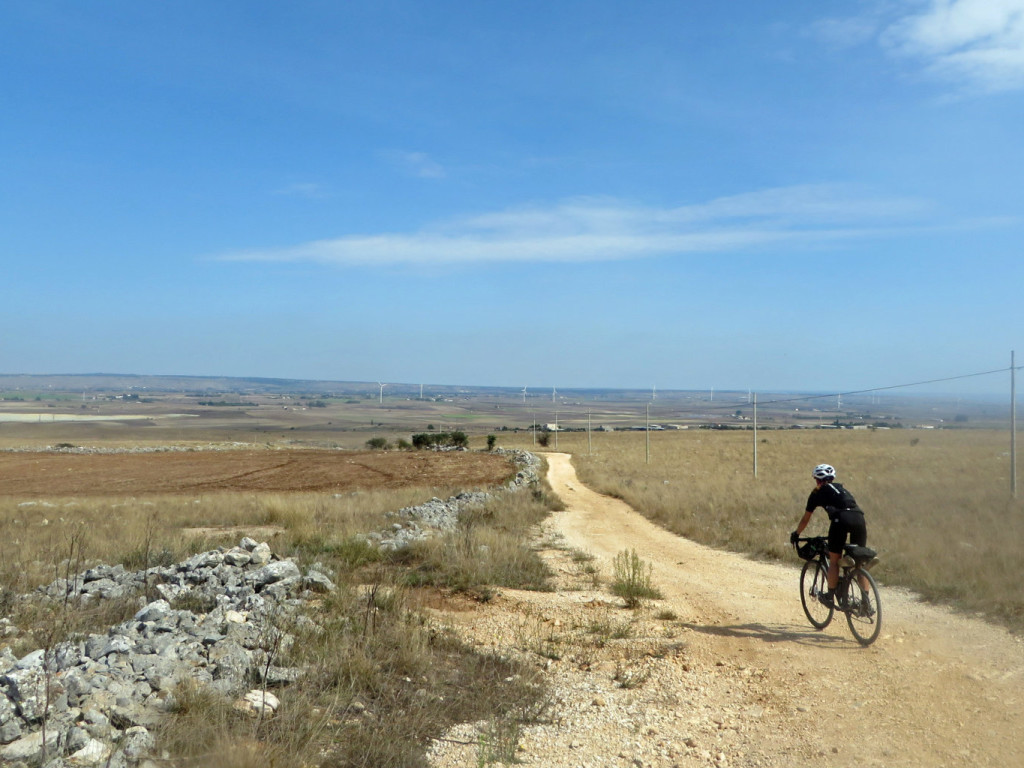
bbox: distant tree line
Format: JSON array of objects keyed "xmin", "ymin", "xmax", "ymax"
[{"xmin": 412, "ymin": 431, "xmax": 469, "ymax": 449}]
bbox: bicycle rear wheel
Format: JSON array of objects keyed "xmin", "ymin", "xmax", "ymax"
[
  {"xmin": 800, "ymin": 558, "xmax": 833, "ymax": 629},
  {"xmin": 845, "ymin": 568, "xmax": 882, "ymax": 646}
]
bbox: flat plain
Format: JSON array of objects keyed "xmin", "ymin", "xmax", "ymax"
[{"xmin": 0, "ymin": 448, "xmax": 511, "ymax": 497}]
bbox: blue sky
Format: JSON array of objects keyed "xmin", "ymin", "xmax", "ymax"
[{"xmin": 2, "ymin": 1, "xmax": 1022, "ymax": 394}]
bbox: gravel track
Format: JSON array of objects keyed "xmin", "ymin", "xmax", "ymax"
[{"xmin": 427, "ymin": 452, "xmax": 1024, "ymax": 768}]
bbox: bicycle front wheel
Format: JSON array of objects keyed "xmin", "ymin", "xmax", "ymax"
[
  {"xmin": 845, "ymin": 568, "xmax": 882, "ymax": 646},
  {"xmin": 800, "ymin": 558, "xmax": 833, "ymax": 629}
]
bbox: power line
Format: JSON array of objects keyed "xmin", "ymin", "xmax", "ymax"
[
  {"xmin": 516, "ymin": 363, "xmax": 1021, "ymax": 417},
  {"xmin": 753, "ymin": 366, "xmax": 1015, "ymax": 409}
]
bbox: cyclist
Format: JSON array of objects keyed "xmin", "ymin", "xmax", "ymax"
[{"xmin": 790, "ymin": 463, "xmax": 867, "ymax": 609}]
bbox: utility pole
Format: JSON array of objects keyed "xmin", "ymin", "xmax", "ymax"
[
  {"xmin": 753, "ymin": 393, "xmax": 758, "ymax": 479},
  {"xmin": 1012, "ymin": 350, "xmax": 1017, "ymax": 498},
  {"xmin": 645, "ymin": 402, "xmax": 650, "ymax": 465}
]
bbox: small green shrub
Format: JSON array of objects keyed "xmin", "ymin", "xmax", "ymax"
[
  {"xmin": 365, "ymin": 437, "xmax": 390, "ymax": 450},
  {"xmin": 610, "ymin": 549, "xmax": 662, "ymax": 608},
  {"xmin": 477, "ymin": 714, "xmax": 522, "ymax": 766}
]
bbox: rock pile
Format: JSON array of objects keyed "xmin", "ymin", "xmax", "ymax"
[
  {"xmin": 0, "ymin": 537, "xmax": 334, "ymax": 767},
  {"xmin": 361, "ymin": 449, "xmax": 541, "ymax": 551}
]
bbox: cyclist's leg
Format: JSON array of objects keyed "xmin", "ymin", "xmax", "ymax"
[
  {"xmin": 827, "ymin": 551, "xmax": 841, "ymax": 589},
  {"xmin": 848, "ymin": 512, "xmax": 867, "ymax": 547},
  {"xmin": 844, "ymin": 510, "xmax": 869, "ymax": 592},
  {"xmin": 826, "ymin": 518, "xmax": 846, "ymax": 590}
]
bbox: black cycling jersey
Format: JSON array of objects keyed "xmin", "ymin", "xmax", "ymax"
[
  {"xmin": 807, "ymin": 481, "xmax": 867, "ymax": 553},
  {"xmin": 805, "ymin": 481, "xmax": 861, "ymax": 519}
]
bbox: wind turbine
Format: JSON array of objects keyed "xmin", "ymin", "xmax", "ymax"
[
  {"xmin": 552, "ymin": 386, "xmax": 557, "ymax": 403},
  {"xmin": 378, "ymin": 382, "xmax": 386, "ymax": 404},
  {"xmin": 521, "ymin": 386, "xmax": 527, "ymax": 404}
]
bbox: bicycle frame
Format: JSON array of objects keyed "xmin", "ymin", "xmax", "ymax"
[{"xmin": 796, "ymin": 536, "xmax": 882, "ymax": 646}]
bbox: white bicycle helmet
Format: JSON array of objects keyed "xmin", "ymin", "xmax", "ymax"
[{"xmin": 812, "ymin": 463, "xmax": 836, "ymax": 480}]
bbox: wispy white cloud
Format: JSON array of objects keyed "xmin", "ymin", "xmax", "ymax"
[
  {"xmin": 884, "ymin": 0, "xmax": 1024, "ymax": 93},
  {"xmin": 386, "ymin": 150, "xmax": 446, "ymax": 179},
  {"xmin": 217, "ymin": 185, "xmax": 938, "ymax": 267},
  {"xmin": 806, "ymin": 2, "xmax": 1024, "ymax": 94}
]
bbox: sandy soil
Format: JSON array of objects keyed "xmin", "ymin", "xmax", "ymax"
[
  {"xmin": 0, "ymin": 449, "xmax": 513, "ymax": 497},
  {"xmin": 429, "ymin": 452, "xmax": 1024, "ymax": 768}
]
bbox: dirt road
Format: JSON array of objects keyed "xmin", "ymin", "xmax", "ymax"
[
  {"xmin": 545, "ymin": 452, "xmax": 1024, "ymax": 766},
  {"xmin": 431, "ymin": 453, "xmax": 1024, "ymax": 767}
]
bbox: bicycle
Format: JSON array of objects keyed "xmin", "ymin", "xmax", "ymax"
[{"xmin": 794, "ymin": 536, "xmax": 882, "ymax": 646}]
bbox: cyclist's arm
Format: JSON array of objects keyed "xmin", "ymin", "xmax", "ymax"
[{"xmin": 794, "ymin": 509, "xmax": 813, "ymax": 536}]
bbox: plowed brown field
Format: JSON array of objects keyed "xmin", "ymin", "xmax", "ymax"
[{"xmin": 0, "ymin": 449, "xmax": 513, "ymax": 497}]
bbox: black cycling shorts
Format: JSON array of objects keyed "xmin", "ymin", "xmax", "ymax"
[{"xmin": 827, "ymin": 508, "xmax": 867, "ymax": 554}]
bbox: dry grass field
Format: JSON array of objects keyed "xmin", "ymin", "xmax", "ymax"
[
  {"xmin": 0, "ymin": 443, "xmax": 559, "ymax": 767},
  {"xmin": 499, "ymin": 427, "xmax": 1024, "ymax": 629},
  {"xmin": 0, "ymin": 448, "xmax": 510, "ymax": 496}
]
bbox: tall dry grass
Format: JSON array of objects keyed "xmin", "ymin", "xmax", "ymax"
[
  {"xmin": 400, "ymin": 488, "xmax": 557, "ymax": 595},
  {"xmin": 0, "ymin": 485, "xmax": 463, "ymax": 594},
  {"xmin": 506, "ymin": 428, "xmax": 1024, "ymax": 629},
  {"xmin": 158, "ymin": 579, "xmax": 547, "ymax": 768},
  {"xmin": 0, "ymin": 457, "xmax": 559, "ymax": 766}
]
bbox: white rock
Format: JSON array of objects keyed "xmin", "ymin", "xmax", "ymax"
[
  {"xmin": 0, "ymin": 729, "xmax": 60, "ymax": 762},
  {"xmin": 68, "ymin": 738, "xmax": 111, "ymax": 765},
  {"xmin": 235, "ymin": 689, "xmax": 280, "ymax": 717},
  {"xmin": 250, "ymin": 542, "xmax": 273, "ymax": 565},
  {"xmin": 134, "ymin": 599, "xmax": 171, "ymax": 623}
]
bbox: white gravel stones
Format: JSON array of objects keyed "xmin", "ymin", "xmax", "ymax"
[{"xmin": 0, "ymin": 538, "xmax": 334, "ymax": 766}]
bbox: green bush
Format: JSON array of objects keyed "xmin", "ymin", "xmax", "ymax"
[
  {"xmin": 411, "ymin": 431, "xmax": 469, "ymax": 450},
  {"xmin": 610, "ymin": 549, "xmax": 662, "ymax": 608},
  {"xmin": 365, "ymin": 437, "xmax": 390, "ymax": 450}
]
